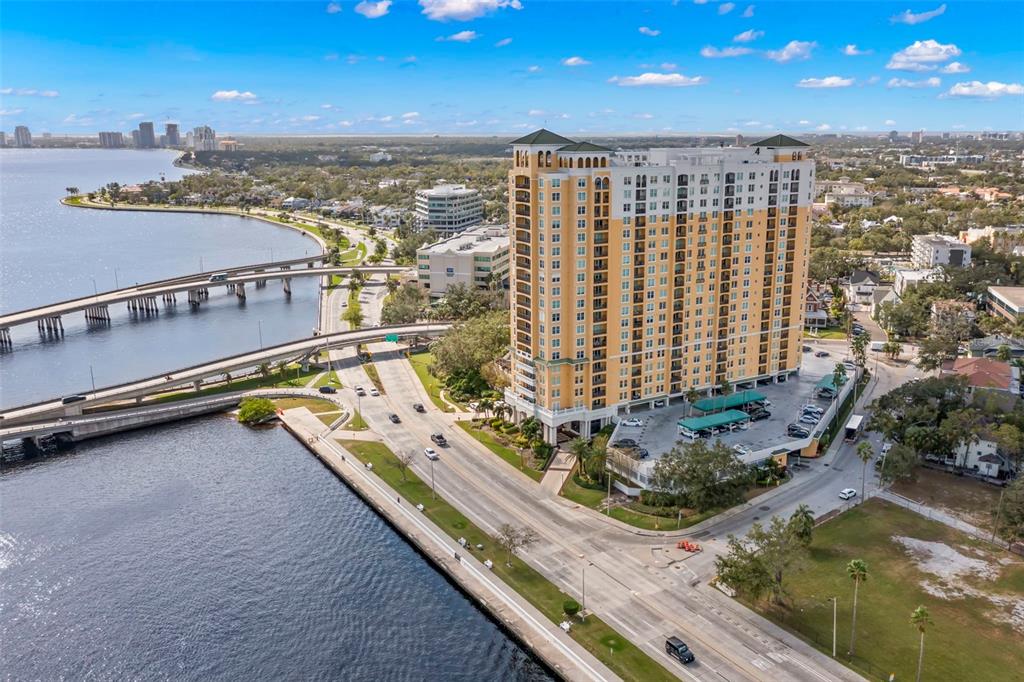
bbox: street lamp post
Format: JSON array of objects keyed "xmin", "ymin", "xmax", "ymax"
[
  {"xmin": 89, "ymin": 364, "xmax": 96, "ymax": 393},
  {"xmin": 90, "ymin": 276, "xmax": 98, "ymax": 297},
  {"xmin": 830, "ymin": 597, "xmax": 838, "ymax": 658},
  {"xmin": 257, "ymin": 320, "xmax": 264, "ymax": 350},
  {"xmin": 429, "ymin": 457, "xmax": 436, "ymax": 501},
  {"xmin": 114, "ymin": 268, "xmax": 120, "ymax": 290}
]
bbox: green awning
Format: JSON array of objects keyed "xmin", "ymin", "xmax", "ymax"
[
  {"xmin": 678, "ymin": 409, "xmax": 752, "ymax": 432},
  {"xmin": 693, "ymin": 390, "xmax": 766, "ymax": 413},
  {"xmin": 816, "ymin": 374, "xmax": 848, "ymax": 392}
]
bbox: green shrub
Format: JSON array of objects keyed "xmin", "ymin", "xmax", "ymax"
[
  {"xmin": 489, "ymin": 418, "xmax": 504, "ymax": 429},
  {"xmin": 237, "ymin": 397, "xmax": 276, "ymax": 425},
  {"xmin": 501, "ymin": 423, "xmax": 520, "ymax": 435},
  {"xmin": 563, "ymin": 599, "xmax": 581, "ymax": 617}
]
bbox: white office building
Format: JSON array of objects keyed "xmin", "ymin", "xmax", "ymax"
[
  {"xmin": 191, "ymin": 125, "xmax": 217, "ymax": 152},
  {"xmin": 415, "ymin": 183, "xmax": 484, "ymax": 236},
  {"xmin": 416, "ymin": 225, "xmax": 509, "ymax": 297},
  {"xmin": 14, "ymin": 125, "xmax": 32, "ymax": 147},
  {"xmin": 911, "ymin": 233, "xmax": 972, "ymax": 269}
]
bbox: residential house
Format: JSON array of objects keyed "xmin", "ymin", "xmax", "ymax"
[
  {"xmin": 871, "ymin": 286, "xmax": 898, "ymax": 320},
  {"xmin": 804, "ymin": 285, "xmax": 832, "ymax": 330},
  {"xmin": 282, "ymin": 196, "xmax": 310, "ymax": 210},
  {"xmin": 987, "ymin": 286, "xmax": 1024, "ymax": 323},
  {"xmin": 894, "ymin": 268, "xmax": 940, "ymax": 298},
  {"xmin": 969, "ymin": 335, "xmax": 1024, "ymax": 359},
  {"xmin": 845, "ymin": 270, "xmax": 881, "ymax": 306},
  {"xmin": 960, "ymin": 225, "xmax": 1024, "ymax": 254},
  {"xmin": 911, "ymin": 234, "xmax": 972, "ymax": 269},
  {"xmin": 941, "ymin": 356, "xmax": 1020, "ymax": 395},
  {"xmin": 953, "ymin": 439, "xmax": 1012, "ymax": 479},
  {"xmin": 930, "ymin": 299, "xmax": 977, "ymax": 329}
]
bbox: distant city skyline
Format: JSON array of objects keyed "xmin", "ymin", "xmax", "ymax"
[{"xmin": 2, "ymin": 1, "xmax": 1022, "ymax": 135}]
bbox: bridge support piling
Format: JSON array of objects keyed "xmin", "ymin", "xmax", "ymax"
[
  {"xmin": 236, "ymin": 282, "xmax": 246, "ymax": 300},
  {"xmin": 193, "ymin": 379, "xmax": 202, "ymax": 392},
  {"xmin": 283, "ymin": 277, "xmax": 292, "ymax": 296},
  {"xmin": 0, "ymin": 327, "xmax": 11, "ymax": 347}
]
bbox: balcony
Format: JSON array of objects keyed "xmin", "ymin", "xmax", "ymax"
[
  {"xmin": 516, "ymin": 244, "xmax": 531, "ymax": 257},
  {"xmin": 516, "ymin": 256, "xmax": 531, "ymax": 269},
  {"xmin": 515, "ymin": 205, "xmax": 531, "ymax": 217},
  {"xmin": 514, "ymin": 176, "xmax": 530, "ymax": 189},
  {"xmin": 515, "ymin": 216, "xmax": 531, "ymax": 230},
  {"xmin": 515, "ymin": 190, "xmax": 530, "ymax": 203},
  {"xmin": 515, "ymin": 229, "xmax": 531, "ymax": 244}
]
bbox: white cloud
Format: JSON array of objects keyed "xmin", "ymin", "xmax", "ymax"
[
  {"xmin": 455, "ymin": 119, "xmax": 479, "ymax": 126},
  {"xmin": 528, "ymin": 109, "xmax": 546, "ymax": 116},
  {"xmin": 0, "ymin": 108, "xmax": 25, "ymax": 116},
  {"xmin": 742, "ymin": 4, "xmax": 754, "ymax": 17},
  {"xmin": 63, "ymin": 113, "xmax": 93, "ymax": 125},
  {"xmin": 301, "ymin": 114, "xmax": 322, "ymax": 121},
  {"xmin": 211, "ymin": 89, "xmax": 258, "ymax": 102},
  {"xmin": 743, "ymin": 120, "xmax": 762, "ymax": 127},
  {"xmin": 127, "ymin": 112, "xmax": 145, "ymax": 119},
  {"xmin": 634, "ymin": 113, "xmax": 654, "ymax": 119},
  {"xmin": 338, "ymin": 120, "xmax": 353, "ymax": 127},
  {"xmin": 940, "ymin": 61, "xmax": 970, "ymax": 74},
  {"xmin": 798, "ymin": 119, "xmax": 811, "ymax": 125},
  {"xmin": 891, "ymin": 3, "xmax": 946, "ymax": 25},
  {"xmin": 843, "ymin": 44, "xmax": 871, "ymax": 56},
  {"xmin": 0, "ymin": 87, "xmax": 60, "ymax": 97},
  {"xmin": 700, "ymin": 46, "xmax": 753, "ymax": 58},
  {"xmin": 815, "ymin": 123, "xmax": 832, "ymax": 131},
  {"xmin": 419, "ymin": 0, "xmax": 522, "ymax": 22},
  {"xmin": 886, "ymin": 39, "xmax": 960, "ymax": 71},
  {"xmin": 527, "ymin": 65, "xmax": 542, "ymax": 73},
  {"xmin": 765, "ymin": 40, "xmax": 816, "ymax": 63},
  {"xmin": 326, "ymin": 2, "xmax": 342, "ymax": 14},
  {"xmin": 733, "ymin": 29, "xmax": 763, "ymax": 43},
  {"xmin": 402, "ymin": 111, "xmax": 420, "ymax": 119},
  {"xmin": 718, "ymin": 2, "xmax": 735, "ymax": 15},
  {"xmin": 355, "ymin": 1, "xmax": 392, "ymax": 18},
  {"xmin": 854, "ymin": 125, "xmax": 868, "ymax": 131},
  {"xmin": 495, "ymin": 37, "xmax": 513, "ymax": 47},
  {"xmin": 660, "ymin": 62, "xmax": 678, "ymax": 71},
  {"xmin": 946, "ymin": 81, "xmax": 1024, "ymax": 98},
  {"xmin": 638, "ymin": 26, "xmax": 661, "ymax": 37},
  {"xmin": 562, "ymin": 56, "xmax": 591, "ymax": 67},
  {"xmin": 796, "ymin": 76, "xmax": 854, "ymax": 88},
  {"xmin": 609, "ymin": 72, "xmax": 707, "ymax": 87},
  {"xmin": 379, "ymin": 115, "xmax": 394, "ymax": 122},
  {"xmin": 402, "ymin": 55, "xmax": 418, "ymax": 63},
  {"xmin": 438, "ymin": 30, "xmax": 478, "ymax": 42},
  {"xmin": 884, "ymin": 119, "xmax": 896, "ymax": 126},
  {"xmin": 887, "ymin": 77, "xmax": 941, "ymax": 89}
]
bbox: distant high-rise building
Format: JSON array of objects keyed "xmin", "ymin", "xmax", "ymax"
[
  {"xmin": 415, "ymin": 183, "xmax": 484, "ymax": 236},
  {"xmin": 98, "ymin": 131, "xmax": 125, "ymax": 148},
  {"xmin": 185, "ymin": 131, "xmax": 194, "ymax": 148},
  {"xmin": 137, "ymin": 121, "xmax": 157, "ymax": 148},
  {"xmin": 164, "ymin": 123, "xmax": 180, "ymax": 147},
  {"xmin": 14, "ymin": 125, "xmax": 32, "ymax": 147},
  {"xmin": 911, "ymin": 130, "xmax": 924, "ymax": 144},
  {"xmin": 131, "ymin": 129, "xmax": 142, "ymax": 147},
  {"xmin": 735, "ymin": 134, "xmax": 744, "ymax": 146},
  {"xmin": 0, "ymin": 132, "xmax": 7, "ymax": 147},
  {"xmin": 942, "ymin": 132, "xmax": 951, "ymax": 140},
  {"xmin": 191, "ymin": 125, "xmax": 217, "ymax": 152},
  {"xmin": 888, "ymin": 130, "xmax": 899, "ymax": 142}
]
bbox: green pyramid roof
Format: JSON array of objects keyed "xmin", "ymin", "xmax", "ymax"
[
  {"xmin": 510, "ymin": 129, "xmax": 575, "ymax": 145},
  {"xmin": 751, "ymin": 134, "xmax": 809, "ymax": 148},
  {"xmin": 558, "ymin": 141, "xmax": 613, "ymax": 153}
]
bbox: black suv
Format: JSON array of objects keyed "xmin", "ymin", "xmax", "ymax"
[
  {"xmin": 430, "ymin": 433, "xmax": 448, "ymax": 446},
  {"xmin": 747, "ymin": 409, "xmax": 771, "ymax": 421},
  {"xmin": 388, "ymin": 413, "xmax": 401, "ymax": 424},
  {"xmin": 413, "ymin": 403, "xmax": 426, "ymax": 413},
  {"xmin": 665, "ymin": 636, "xmax": 695, "ymax": 664},
  {"xmin": 788, "ymin": 424, "xmax": 811, "ymax": 437},
  {"xmin": 611, "ymin": 439, "xmax": 638, "ymax": 448}
]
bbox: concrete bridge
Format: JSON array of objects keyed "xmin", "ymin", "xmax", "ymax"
[
  {"xmin": 0, "ymin": 322, "xmax": 450, "ymax": 425},
  {"xmin": 0, "ymin": 261, "xmax": 409, "ymax": 345}
]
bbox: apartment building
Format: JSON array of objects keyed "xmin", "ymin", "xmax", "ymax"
[
  {"xmin": 505, "ymin": 130, "xmax": 814, "ymax": 443},
  {"xmin": 415, "ymin": 183, "xmax": 484, "ymax": 236},
  {"xmin": 416, "ymin": 225, "xmax": 509, "ymax": 297},
  {"xmin": 137, "ymin": 122, "xmax": 157, "ymax": 149},
  {"xmin": 960, "ymin": 225, "xmax": 1024, "ymax": 254},
  {"xmin": 14, "ymin": 125, "xmax": 32, "ymax": 147},
  {"xmin": 191, "ymin": 125, "xmax": 217, "ymax": 152},
  {"xmin": 911, "ymin": 233, "xmax": 972, "ymax": 268},
  {"xmin": 98, "ymin": 131, "xmax": 125, "ymax": 148}
]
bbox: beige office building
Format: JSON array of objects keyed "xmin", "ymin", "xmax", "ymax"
[
  {"xmin": 416, "ymin": 225, "xmax": 509, "ymax": 297},
  {"xmin": 505, "ymin": 130, "xmax": 814, "ymax": 443}
]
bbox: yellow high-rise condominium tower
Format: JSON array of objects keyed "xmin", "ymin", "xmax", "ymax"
[{"xmin": 505, "ymin": 129, "xmax": 815, "ymax": 444}]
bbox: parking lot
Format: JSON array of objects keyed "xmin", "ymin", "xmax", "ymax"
[{"xmin": 610, "ymin": 347, "xmax": 851, "ymax": 472}]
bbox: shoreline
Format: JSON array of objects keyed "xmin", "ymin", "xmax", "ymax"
[
  {"xmin": 281, "ymin": 413, "xmax": 612, "ymax": 682},
  {"xmin": 61, "ymin": 196, "xmax": 329, "ymax": 253}
]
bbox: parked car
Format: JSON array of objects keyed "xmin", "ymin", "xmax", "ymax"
[
  {"xmin": 369, "ymin": 387, "xmax": 380, "ymax": 397},
  {"xmin": 665, "ymin": 637, "xmax": 695, "ymax": 664},
  {"xmin": 388, "ymin": 413, "xmax": 401, "ymax": 424},
  {"xmin": 748, "ymin": 410, "xmax": 771, "ymax": 421},
  {"xmin": 611, "ymin": 438, "xmax": 637, "ymax": 448},
  {"xmin": 413, "ymin": 403, "xmax": 426, "ymax": 413},
  {"xmin": 801, "ymin": 404, "xmax": 824, "ymax": 414},
  {"xmin": 802, "ymin": 345, "xmax": 812, "ymax": 352},
  {"xmin": 814, "ymin": 350, "xmax": 830, "ymax": 357},
  {"xmin": 653, "ymin": 399, "xmax": 667, "ymax": 408},
  {"xmin": 318, "ymin": 385, "xmax": 337, "ymax": 394},
  {"xmin": 354, "ymin": 386, "xmax": 366, "ymax": 397},
  {"xmin": 424, "ymin": 447, "xmax": 439, "ymax": 461},
  {"xmin": 430, "ymin": 433, "xmax": 448, "ymax": 446},
  {"xmin": 881, "ymin": 441, "xmax": 892, "ymax": 455},
  {"xmin": 621, "ymin": 417, "xmax": 644, "ymax": 427},
  {"xmin": 788, "ymin": 424, "xmax": 811, "ymax": 437},
  {"xmin": 839, "ymin": 488, "xmax": 858, "ymax": 500},
  {"xmin": 799, "ymin": 415, "xmax": 820, "ymax": 425},
  {"xmin": 733, "ymin": 444, "xmax": 750, "ymax": 456}
]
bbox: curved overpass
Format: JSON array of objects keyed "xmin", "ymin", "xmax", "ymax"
[
  {"xmin": 0, "ymin": 264, "xmax": 410, "ymax": 333},
  {"xmin": 0, "ymin": 322, "xmax": 449, "ymax": 425}
]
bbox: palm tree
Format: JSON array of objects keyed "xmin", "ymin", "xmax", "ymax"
[
  {"xmin": 478, "ymin": 397, "xmax": 494, "ymax": 419},
  {"xmin": 686, "ymin": 387, "xmax": 701, "ymax": 416},
  {"xmin": 911, "ymin": 605, "xmax": 932, "ymax": 682},
  {"xmin": 996, "ymin": 344, "xmax": 1012, "ymax": 363},
  {"xmin": 847, "ymin": 559, "xmax": 868, "ymax": 655},
  {"xmin": 790, "ymin": 504, "xmax": 815, "ymax": 546},
  {"xmin": 856, "ymin": 441, "xmax": 874, "ymax": 502},
  {"xmin": 258, "ymin": 362, "xmax": 270, "ymax": 378},
  {"xmin": 568, "ymin": 437, "xmax": 592, "ymax": 479}
]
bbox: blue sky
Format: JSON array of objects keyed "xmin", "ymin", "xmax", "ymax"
[{"xmin": 2, "ymin": 1, "xmax": 1022, "ymax": 135}]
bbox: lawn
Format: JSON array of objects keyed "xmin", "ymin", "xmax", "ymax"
[
  {"xmin": 804, "ymin": 327, "xmax": 849, "ymax": 340},
  {"xmin": 346, "ymin": 411, "xmax": 368, "ymax": 431},
  {"xmin": 313, "ymin": 370, "xmax": 341, "ymax": 389},
  {"xmin": 455, "ymin": 421, "xmax": 543, "ymax": 482},
  {"xmin": 751, "ymin": 498, "xmax": 1024, "ymax": 681},
  {"xmin": 337, "ymin": 440, "xmax": 676, "ymax": 682},
  {"xmin": 273, "ymin": 397, "xmax": 342, "ymax": 427},
  {"xmin": 407, "ymin": 351, "xmax": 454, "ymax": 413},
  {"xmin": 361, "ymin": 361, "xmax": 385, "ymax": 394}
]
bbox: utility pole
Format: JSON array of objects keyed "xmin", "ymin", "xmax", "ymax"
[
  {"xmin": 830, "ymin": 597, "xmax": 838, "ymax": 657},
  {"xmin": 258, "ymin": 319, "xmax": 264, "ymax": 350},
  {"xmin": 429, "ymin": 457, "xmax": 436, "ymax": 501},
  {"xmin": 991, "ymin": 487, "xmax": 1006, "ymax": 543},
  {"xmin": 605, "ymin": 466, "xmax": 612, "ymax": 515},
  {"xmin": 89, "ymin": 364, "xmax": 96, "ymax": 393}
]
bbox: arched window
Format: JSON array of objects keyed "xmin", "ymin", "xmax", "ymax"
[
  {"xmin": 545, "ymin": 151, "xmax": 552, "ymax": 166},
  {"xmin": 537, "ymin": 151, "xmax": 544, "ymax": 166},
  {"xmin": 600, "ymin": 157, "xmax": 607, "ymax": 168},
  {"xmin": 585, "ymin": 157, "xmax": 592, "ymax": 168}
]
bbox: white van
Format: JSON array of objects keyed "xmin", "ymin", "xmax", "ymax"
[{"xmin": 678, "ymin": 426, "xmax": 698, "ymax": 441}]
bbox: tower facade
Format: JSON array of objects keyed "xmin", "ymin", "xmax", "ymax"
[{"xmin": 505, "ymin": 130, "xmax": 814, "ymax": 443}]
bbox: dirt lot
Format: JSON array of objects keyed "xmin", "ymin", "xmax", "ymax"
[{"xmin": 891, "ymin": 467, "xmax": 1003, "ymax": 532}]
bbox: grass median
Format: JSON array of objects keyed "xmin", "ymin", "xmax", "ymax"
[{"xmin": 338, "ymin": 439, "xmax": 676, "ymax": 682}]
